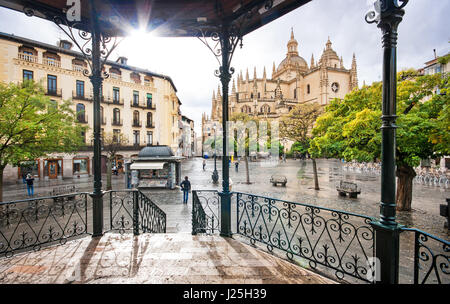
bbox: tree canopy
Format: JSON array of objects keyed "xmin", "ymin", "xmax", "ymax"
[{"xmin": 0, "ymin": 81, "xmax": 86, "ymax": 200}]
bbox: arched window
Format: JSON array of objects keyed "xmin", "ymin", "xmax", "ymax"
[
  {"xmin": 307, "ymin": 84, "xmax": 310, "ymax": 94},
  {"xmin": 76, "ymin": 103, "xmax": 85, "ymax": 122},
  {"xmin": 147, "ymin": 112, "xmax": 153, "ymax": 127},
  {"xmin": 261, "ymin": 104, "xmax": 270, "ymax": 114},
  {"xmin": 294, "ymin": 89, "xmax": 297, "ymax": 99},
  {"xmin": 113, "ymin": 108, "xmax": 120, "ymax": 125},
  {"xmin": 241, "ymin": 106, "xmax": 251, "ymax": 113},
  {"xmin": 133, "ymin": 110, "xmax": 139, "ymax": 126},
  {"xmin": 257, "ymin": 92, "xmax": 260, "ymax": 98},
  {"xmin": 250, "ymin": 93, "xmax": 253, "ymax": 99}
]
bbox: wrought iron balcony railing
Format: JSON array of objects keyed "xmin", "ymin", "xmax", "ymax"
[
  {"xmin": 77, "ymin": 115, "xmax": 88, "ymax": 124},
  {"xmin": 72, "ymin": 90, "xmax": 93, "ymax": 101},
  {"xmin": 146, "ymin": 122, "xmax": 155, "ymax": 128},
  {"xmin": 130, "ymin": 100, "xmax": 140, "ymax": 108},
  {"xmin": 112, "ymin": 118, "xmax": 123, "ymax": 126},
  {"xmin": 132, "ymin": 120, "xmax": 142, "ymax": 127},
  {"xmin": 45, "ymin": 88, "xmax": 62, "ymax": 97}
]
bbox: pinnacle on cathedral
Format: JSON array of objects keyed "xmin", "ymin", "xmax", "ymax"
[
  {"xmin": 311, "ymin": 54, "xmax": 315, "ymax": 68},
  {"xmin": 263, "ymin": 66, "xmax": 266, "ymax": 79}
]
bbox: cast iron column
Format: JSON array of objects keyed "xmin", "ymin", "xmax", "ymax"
[
  {"xmin": 366, "ymin": 0, "xmax": 408, "ymax": 284},
  {"xmin": 89, "ymin": 0, "xmax": 104, "ymax": 237},
  {"xmin": 219, "ymin": 24, "xmax": 232, "ymax": 237}
]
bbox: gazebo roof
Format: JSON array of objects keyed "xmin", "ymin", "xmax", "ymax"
[{"xmin": 0, "ymin": 0, "xmax": 312, "ymax": 37}]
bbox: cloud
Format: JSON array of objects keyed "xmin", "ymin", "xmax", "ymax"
[{"xmin": 0, "ymin": 0, "xmax": 448, "ymax": 135}]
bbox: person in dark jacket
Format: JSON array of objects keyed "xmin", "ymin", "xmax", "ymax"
[
  {"xmin": 25, "ymin": 174, "xmax": 34, "ymax": 196},
  {"xmin": 180, "ymin": 176, "xmax": 191, "ymax": 204}
]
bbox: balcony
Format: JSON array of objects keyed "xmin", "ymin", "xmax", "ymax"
[
  {"xmin": 43, "ymin": 57, "xmax": 61, "ymax": 68},
  {"xmin": 146, "ymin": 122, "xmax": 155, "ymax": 128},
  {"xmin": 77, "ymin": 115, "xmax": 88, "ymax": 124},
  {"xmin": 101, "ymin": 96, "xmax": 124, "ymax": 105},
  {"xmin": 72, "ymin": 90, "xmax": 93, "ymax": 101},
  {"xmin": 72, "ymin": 64, "xmax": 86, "ymax": 73},
  {"xmin": 146, "ymin": 103, "xmax": 156, "ymax": 110},
  {"xmin": 112, "ymin": 118, "xmax": 123, "ymax": 126},
  {"xmin": 45, "ymin": 88, "xmax": 62, "ymax": 97},
  {"xmin": 130, "ymin": 100, "xmax": 140, "ymax": 108},
  {"xmin": 132, "ymin": 120, "xmax": 142, "ymax": 127},
  {"xmin": 17, "ymin": 52, "xmax": 38, "ymax": 63}
]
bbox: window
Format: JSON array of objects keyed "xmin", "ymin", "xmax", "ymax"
[
  {"xmin": 76, "ymin": 80, "xmax": 84, "ymax": 97},
  {"xmin": 147, "ymin": 131, "xmax": 153, "ymax": 145},
  {"xmin": 113, "ymin": 108, "xmax": 120, "ymax": 124},
  {"xmin": 113, "ymin": 87, "xmax": 120, "ymax": 103},
  {"xmin": 133, "ymin": 90, "xmax": 139, "ymax": 105},
  {"xmin": 133, "ymin": 111, "xmax": 140, "ymax": 126},
  {"xmin": 307, "ymin": 84, "xmax": 310, "ymax": 94},
  {"xmin": 47, "ymin": 75, "xmax": 57, "ymax": 93},
  {"xmin": 73, "ymin": 158, "xmax": 89, "ymax": 174},
  {"xmin": 113, "ymin": 129, "xmax": 120, "ymax": 143},
  {"xmin": 100, "ymin": 106, "xmax": 105, "ymax": 124},
  {"xmin": 236, "ymin": 93, "xmax": 239, "ymax": 101},
  {"xmin": 23, "ymin": 70, "xmax": 33, "ymax": 81},
  {"xmin": 133, "ymin": 130, "xmax": 140, "ymax": 145},
  {"xmin": 251, "ymin": 93, "xmax": 253, "ymax": 99},
  {"xmin": 257, "ymin": 92, "xmax": 260, "ymax": 98},
  {"xmin": 76, "ymin": 103, "xmax": 85, "ymax": 122},
  {"xmin": 294, "ymin": 88, "xmax": 297, "ymax": 99},
  {"xmin": 147, "ymin": 112, "xmax": 153, "ymax": 127},
  {"xmin": 146, "ymin": 93, "xmax": 152, "ymax": 108}
]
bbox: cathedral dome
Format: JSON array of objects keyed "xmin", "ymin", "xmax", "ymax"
[
  {"xmin": 277, "ymin": 28, "xmax": 308, "ymax": 72},
  {"xmin": 277, "ymin": 55, "xmax": 308, "ymax": 72}
]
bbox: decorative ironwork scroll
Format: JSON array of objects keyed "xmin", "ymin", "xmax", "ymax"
[
  {"xmin": 235, "ymin": 192, "xmax": 376, "ymax": 283},
  {"xmin": 0, "ymin": 193, "xmax": 89, "ymax": 258},
  {"xmin": 192, "ymin": 190, "xmax": 220, "ymax": 235},
  {"xmin": 22, "ymin": 4, "xmax": 122, "ymax": 78}
]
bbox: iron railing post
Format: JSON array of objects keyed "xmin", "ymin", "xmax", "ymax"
[
  {"xmin": 366, "ymin": 0, "xmax": 409, "ymax": 284},
  {"xmin": 133, "ymin": 190, "xmax": 139, "ymax": 235},
  {"xmin": 219, "ymin": 23, "xmax": 232, "ymax": 237},
  {"xmin": 89, "ymin": 0, "xmax": 104, "ymax": 237}
]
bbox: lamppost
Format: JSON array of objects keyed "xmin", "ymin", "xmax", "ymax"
[
  {"xmin": 212, "ymin": 123, "xmax": 219, "ymax": 184},
  {"xmin": 366, "ymin": 0, "xmax": 409, "ymax": 284}
]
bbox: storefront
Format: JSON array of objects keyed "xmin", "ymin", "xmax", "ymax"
[{"xmin": 130, "ymin": 145, "xmax": 182, "ymax": 189}]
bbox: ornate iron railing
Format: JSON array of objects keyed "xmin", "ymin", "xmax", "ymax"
[
  {"xmin": 0, "ymin": 193, "xmax": 89, "ymax": 258},
  {"xmin": 235, "ymin": 192, "xmax": 375, "ymax": 283},
  {"xmin": 192, "ymin": 190, "xmax": 220, "ymax": 235},
  {"xmin": 401, "ymin": 228, "xmax": 449, "ymax": 284},
  {"xmin": 107, "ymin": 190, "xmax": 166, "ymax": 234}
]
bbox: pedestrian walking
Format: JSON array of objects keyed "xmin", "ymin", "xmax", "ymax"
[
  {"xmin": 202, "ymin": 159, "xmax": 206, "ymax": 171},
  {"xmin": 180, "ymin": 176, "xmax": 191, "ymax": 204},
  {"xmin": 22, "ymin": 172, "xmax": 27, "ymax": 184},
  {"xmin": 235, "ymin": 161, "xmax": 239, "ymax": 172},
  {"xmin": 25, "ymin": 173, "xmax": 34, "ymax": 197}
]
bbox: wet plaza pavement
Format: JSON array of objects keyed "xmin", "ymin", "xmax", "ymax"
[{"xmin": 2, "ymin": 157, "xmax": 448, "ymax": 284}]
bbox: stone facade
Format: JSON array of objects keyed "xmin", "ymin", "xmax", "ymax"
[
  {"xmin": 202, "ymin": 29, "xmax": 358, "ymax": 151},
  {"xmin": 0, "ymin": 32, "xmax": 182, "ymax": 184}
]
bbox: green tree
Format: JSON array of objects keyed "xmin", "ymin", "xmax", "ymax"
[
  {"xmin": 101, "ymin": 131, "xmax": 129, "ymax": 190},
  {"xmin": 0, "ymin": 81, "xmax": 86, "ymax": 201},
  {"xmin": 310, "ymin": 72, "xmax": 449, "ymax": 211},
  {"xmin": 280, "ymin": 103, "xmax": 323, "ymax": 190}
]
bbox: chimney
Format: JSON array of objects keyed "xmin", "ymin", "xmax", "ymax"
[
  {"xmin": 433, "ymin": 49, "xmax": 437, "ymax": 59},
  {"xmin": 117, "ymin": 56, "xmax": 128, "ymax": 65}
]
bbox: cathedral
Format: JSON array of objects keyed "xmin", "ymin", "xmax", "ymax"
[{"xmin": 202, "ymin": 29, "xmax": 358, "ymax": 150}]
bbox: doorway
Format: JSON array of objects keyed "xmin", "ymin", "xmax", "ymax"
[{"xmin": 48, "ymin": 160, "xmax": 58, "ymax": 179}]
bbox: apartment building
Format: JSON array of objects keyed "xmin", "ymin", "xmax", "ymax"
[{"xmin": 0, "ymin": 32, "xmax": 182, "ymax": 183}]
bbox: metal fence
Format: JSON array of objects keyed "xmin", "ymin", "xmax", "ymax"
[
  {"xmin": 106, "ymin": 190, "xmax": 166, "ymax": 235},
  {"xmin": 191, "ymin": 190, "xmax": 449, "ymax": 284},
  {"xmin": 192, "ymin": 190, "xmax": 220, "ymax": 235},
  {"xmin": 0, "ymin": 192, "xmax": 89, "ymax": 258}
]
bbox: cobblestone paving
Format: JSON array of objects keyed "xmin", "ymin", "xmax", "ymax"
[{"xmin": 0, "ymin": 233, "xmax": 334, "ymax": 284}]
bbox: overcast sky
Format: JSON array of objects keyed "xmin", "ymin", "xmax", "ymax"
[{"xmin": 0, "ymin": 0, "xmax": 448, "ymax": 134}]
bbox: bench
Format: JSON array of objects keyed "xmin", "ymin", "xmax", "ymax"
[
  {"xmin": 49, "ymin": 186, "xmax": 77, "ymax": 206},
  {"xmin": 270, "ymin": 175, "xmax": 287, "ymax": 187},
  {"xmin": 336, "ymin": 180, "xmax": 360, "ymax": 198}
]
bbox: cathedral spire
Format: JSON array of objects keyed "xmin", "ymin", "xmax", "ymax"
[
  {"xmin": 326, "ymin": 36, "xmax": 332, "ymax": 50},
  {"xmin": 350, "ymin": 53, "xmax": 358, "ymax": 90},
  {"xmin": 287, "ymin": 27, "xmax": 299, "ymax": 56},
  {"xmin": 217, "ymin": 84, "xmax": 221, "ymax": 98},
  {"xmin": 253, "ymin": 66, "xmax": 257, "ymax": 79},
  {"xmin": 212, "ymin": 89, "xmax": 215, "ymax": 101},
  {"xmin": 232, "ymin": 78, "xmax": 236, "ymax": 94},
  {"xmin": 290, "ymin": 27, "xmax": 294, "ymax": 40},
  {"xmin": 272, "ymin": 61, "xmax": 276, "ymax": 78},
  {"xmin": 311, "ymin": 54, "xmax": 315, "ymax": 68},
  {"xmin": 340, "ymin": 56, "xmax": 344, "ymax": 68},
  {"xmin": 263, "ymin": 66, "xmax": 267, "ymax": 79},
  {"xmin": 246, "ymin": 68, "xmax": 249, "ymax": 82}
]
